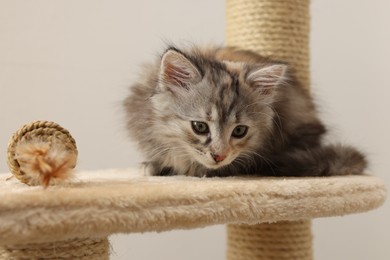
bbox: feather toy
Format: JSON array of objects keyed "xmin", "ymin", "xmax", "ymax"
[{"xmin": 14, "ymin": 139, "xmax": 77, "ymax": 187}]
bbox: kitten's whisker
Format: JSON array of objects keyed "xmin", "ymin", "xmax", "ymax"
[
  {"xmin": 265, "ymin": 104, "xmax": 285, "ymax": 143},
  {"xmin": 149, "ymin": 146, "xmax": 188, "ymax": 161},
  {"xmin": 242, "ymin": 150, "xmax": 276, "ymax": 176}
]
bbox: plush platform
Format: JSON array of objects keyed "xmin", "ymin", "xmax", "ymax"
[{"xmin": 0, "ymin": 168, "xmax": 386, "ymax": 246}]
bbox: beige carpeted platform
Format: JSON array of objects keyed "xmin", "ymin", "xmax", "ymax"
[{"xmin": 0, "ymin": 169, "xmax": 385, "ymax": 246}]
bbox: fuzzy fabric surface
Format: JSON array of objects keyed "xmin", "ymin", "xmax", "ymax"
[{"xmin": 0, "ymin": 168, "xmax": 386, "ymax": 246}]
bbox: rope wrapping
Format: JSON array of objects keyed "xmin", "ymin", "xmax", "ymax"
[
  {"xmin": 0, "ymin": 238, "xmax": 109, "ymax": 260},
  {"xmin": 226, "ymin": 0, "xmax": 313, "ymax": 259},
  {"xmin": 7, "ymin": 121, "xmax": 78, "ymax": 186},
  {"xmin": 226, "ymin": 0, "xmax": 310, "ymax": 89},
  {"xmin": 227, "ymin": 221, "xmax": 313, "ymax": 260}
]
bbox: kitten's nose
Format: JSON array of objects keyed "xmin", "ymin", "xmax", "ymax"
[{"xmin": 212, "ymin": 153, "xmax": 226, "ymax": 163}]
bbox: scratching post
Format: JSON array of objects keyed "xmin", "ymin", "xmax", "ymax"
[
  {"xmin": 227, "ymin": 221, "xmax": 312, "ymax": 260},
  {"xmin": 226, "ymin": 0, "xmax": 310, "ymax": 88},
  {"xmin": 226, "ymin": 0, "xmax": 312, "ymax": 259},
  {"xmin": 0, "ymin": 238, "xmax": 109, "ymax": 260}
]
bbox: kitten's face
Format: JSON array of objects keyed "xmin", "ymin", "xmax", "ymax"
[
  {"xmin": 180, "ymin": 103, "xmax": 259, "ymax": 169},
  {"xmin": 151, "ymin": 49, "xmax": 286, "ymax": 170}
]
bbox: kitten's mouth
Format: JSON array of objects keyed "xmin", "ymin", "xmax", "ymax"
[
  {"xmin": 203, "ymin": 157, "xmax": 234, "ymax": 169},
  {"xmin": 192, "ymin": 149, "xmax": 235, "ymax": 169}
]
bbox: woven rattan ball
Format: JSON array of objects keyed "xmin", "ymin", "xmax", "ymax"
[{"xmin": 7, "ymin": 121, "xmax": 78, "ymax": 186}]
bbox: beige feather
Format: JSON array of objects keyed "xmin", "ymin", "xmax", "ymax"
[{"xmin": 14, "ymin": 140, "xmax": 77, "ymax": 187}]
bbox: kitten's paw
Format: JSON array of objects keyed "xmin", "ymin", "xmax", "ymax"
[
  {"xmin": 141, "ymin": 162, "xmax": 155, "ymax": 176},
  {"xmin": 141, "ymin": 162, "xmax": 176, "ymax": 176},
  {"xmin": 332, "ymin": 145, "xmax": 367, "ymax": 175}
]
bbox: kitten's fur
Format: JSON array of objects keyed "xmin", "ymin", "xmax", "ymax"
[{"xmin": 124, "ymin": 46, "xmax": 367, "ymax": 177}]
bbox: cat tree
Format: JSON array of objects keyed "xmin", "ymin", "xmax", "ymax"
[{"xmin": 0, "ymin": 0, "xmax": 386, "ymax": 259}]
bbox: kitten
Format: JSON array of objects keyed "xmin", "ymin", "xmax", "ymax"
[{"xmin": 124, "ymin": 46, "xmax": 367, "ymax": 177}]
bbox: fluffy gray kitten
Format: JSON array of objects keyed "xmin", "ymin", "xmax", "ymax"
[{"xmin": 124, "ymin": 46, "xmax": 367, "ymax": 177}]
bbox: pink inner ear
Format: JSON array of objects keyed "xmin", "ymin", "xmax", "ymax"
[
  {"xmin": 247, "ymin": 64, "xmax": 287, "ymax": 96},
  {"xmin": 164, "ymin": 63, "xmax": 191, "ymax": 88}
]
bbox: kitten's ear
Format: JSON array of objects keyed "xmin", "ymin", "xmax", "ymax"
[
  {"xmin": 159, "ymin": 49, "xmax": 202, "ymax": 90},
  {"xmin": 246, "ymin": 64, "xmax": 288, "ymax": 96}
]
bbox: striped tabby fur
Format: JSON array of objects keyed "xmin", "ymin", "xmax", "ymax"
[{"xmin": 124, "ymin": 46, "xmax": 366, "ymax": 177}]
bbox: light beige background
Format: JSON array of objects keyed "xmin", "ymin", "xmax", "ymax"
[{"xmin": 0, "ymin": 0, "xmax": 389, "ymax": 259}]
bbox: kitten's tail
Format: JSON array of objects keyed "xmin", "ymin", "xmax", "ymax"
[{"xmin": 270, "ymin": 144, "xmax": 367, "ymax": 177}]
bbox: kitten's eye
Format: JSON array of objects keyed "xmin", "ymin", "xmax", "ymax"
[
  {"xmin": 232, "ymin": 125, "xmax": 248, "ymax": 138},
  {"xmin": 191, "ymin": 121, "xmax": 209, "ymax": 135}
]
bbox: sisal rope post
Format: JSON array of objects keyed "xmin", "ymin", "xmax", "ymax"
[
  {"xmin": 226, "ymin": 0, "xmax": 313, "ymax": 259},
  {"xmin": 226, "ymin": 0, "xmax": 310, "ymax": 89},
  {"xmin": 227, "ymin": 221, "xmax": 313, "ymax": 260},
  {"xmin": 0, "ymin": 238, "xmax": 109, "ymax": 260}
]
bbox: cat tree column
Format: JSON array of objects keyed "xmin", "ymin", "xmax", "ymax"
[{"xmin": 226, "ymin": 0, "xmax": 313, "ymax": 259}]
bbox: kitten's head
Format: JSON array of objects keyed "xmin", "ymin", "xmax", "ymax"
[{"xmin": 151, "ymin": 47, "xmax": 288, "ymax": 170}]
